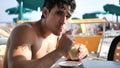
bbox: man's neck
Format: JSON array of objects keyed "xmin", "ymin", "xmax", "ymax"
[{"xmin": 39, "ymin": 19, "xmax": 52, "ymax": 38}]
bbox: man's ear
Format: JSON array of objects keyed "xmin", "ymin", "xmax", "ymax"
[{"xmin": 42, "ymin": 7, "xmax": 49, "ymax": 18}]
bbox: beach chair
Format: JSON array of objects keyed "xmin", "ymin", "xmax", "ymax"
[
  {"xmin": 69, "ymin": 18, "xmax": 107, "ymax": 57},
  {"xmin": 107, "ymin": 35, "xmax": 120, "ymax": 61}
]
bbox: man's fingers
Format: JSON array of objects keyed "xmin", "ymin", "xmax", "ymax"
[
  {"xmin": 63, "ymin": 29, "xmax": 75, "ymax": 42},
  {"xmin": 65, "ymin": 30, "xmax": 72, "ymax": 35},
  {"xmin": 77, "ymin": 44, "xmax": 89, "ymax": 59}
]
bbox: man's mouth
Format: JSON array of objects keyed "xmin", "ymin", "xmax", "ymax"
[{"xmin": 58, "ymin": 26, "xmax": 64, "ymax": 32}]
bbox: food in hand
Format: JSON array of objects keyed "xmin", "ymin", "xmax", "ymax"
[{"xmin": 68, "ymin": 45, "xmax": 79, "ymax": 60}]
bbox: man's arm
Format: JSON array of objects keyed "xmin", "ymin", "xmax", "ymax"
[
  {"xmin": 8, "ymin": 45, "xmax": 62, "ymax": 68},
  {"xmin": 6, "ymin": 25, "xmax": 64, "ymax": 68}
]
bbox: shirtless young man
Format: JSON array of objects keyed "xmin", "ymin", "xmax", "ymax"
[{"xmin": 3, "ymin": 0, "xmax": 88, "ymax": 68}]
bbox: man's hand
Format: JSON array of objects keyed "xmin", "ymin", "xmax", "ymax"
[
  {"xmin": 56, "ymin": 30, "xmax": 74, "ymax": 56},
  {"xmin": 78, "ymin": 44, "xmax": 88, "ymax": 59},
  {"xmin": 65, "ymin": 44, "xmax": 88, "ymax": 60}
]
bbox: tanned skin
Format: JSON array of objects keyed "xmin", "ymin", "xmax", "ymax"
[{"xmin": 3, "ymin": 2, "xmax": 88, "ymax": 68}]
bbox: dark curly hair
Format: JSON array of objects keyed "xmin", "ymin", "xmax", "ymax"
[{"xmin": 41, "ymin": 0, "xmax": 76, "ymax": 18}]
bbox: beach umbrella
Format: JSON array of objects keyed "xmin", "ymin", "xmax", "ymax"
[
  {"xmin": 14, "ymin": 0, "xmax": 44, "ymax": 22},
  {"xmin": 5, "ymin": 6, "xmax": 32, "ymax": 15},
  {"xmin": 13, "ymin": 17, "xmax": 31, "ymax": 23},
  {"xmin": 83, "ymin": 13, "xmax": 98, "ymax": 19},
  {"xmin": 103, "ymin": 4, "xmax": 120, "ymax": 22},
  {"xmin": 83, "ymin": 11, "xmax": 107, "ymax": 19},
  {"xmin": 16, "ymin": 0, "xmax": 45, "ymax": 11},
  {"xmin": 103, "ymin": 4, "xmax": 120, "ymax": 15},
  {"xmin": 5, "ymin": 5, "xmax": 32, "ymax": 23},
  {"xmin": 5, "ymin": 0, "xmax": 44, "ymax": 23}
]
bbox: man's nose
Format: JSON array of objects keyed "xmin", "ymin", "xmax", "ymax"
[{"xmin": 60, "ymin": 16, "xmax": 67, "ymax": 24}]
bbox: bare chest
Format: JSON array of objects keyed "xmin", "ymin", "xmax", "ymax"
[{"xmin": 32, "ymin": 37, "xmax": 58, "ymax": 59}]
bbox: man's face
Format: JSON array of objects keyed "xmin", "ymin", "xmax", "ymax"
[{"xmin": 45, "ymin": 5, "xmax": 72, "ymax": 36}]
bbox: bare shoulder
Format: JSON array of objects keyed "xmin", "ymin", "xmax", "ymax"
[
  {"xmin": 12, "ymin": 22, "xmax": 35, "ymax": 34},
  {"xmin": 9, "ymin": 22, "xmax": 37, "ymax": 45},
  {"xmin": 3, "ymin": 23, "xmax": 38, "ymax": 68}
]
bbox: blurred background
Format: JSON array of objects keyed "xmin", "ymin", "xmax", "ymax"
[
  {"xmin": 0, "ymin": 0, "xmax": 120, "ymax": 23},
  {"xmin": 0, "ymin": 0, "xmax": 120, "ymax": 65}
]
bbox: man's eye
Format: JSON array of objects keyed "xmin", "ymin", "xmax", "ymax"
[
  {"xmin": 56, "ymin": 11, "xmax": 63, "ymax": 15},
  {"xmin": 66, "ymin": 15, "xmax": 71, "ymax": 19}
]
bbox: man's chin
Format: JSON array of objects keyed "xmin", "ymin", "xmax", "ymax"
[
  {"xmin": 56, "ymin": 33, "xmax": 61, "ymax": 36},
  {"xmin": 54, "ymin": 32, "xmax": 62, "ymax": 36}
]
